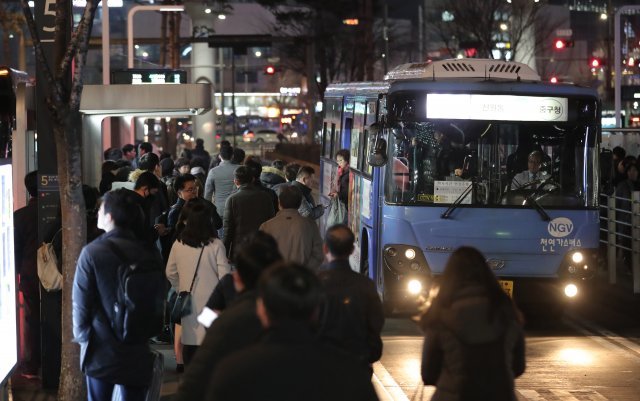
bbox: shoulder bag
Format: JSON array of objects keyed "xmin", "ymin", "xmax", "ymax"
[{"xmin": 170, "ymin": 246, "xmax": 205, "ymax": 323}]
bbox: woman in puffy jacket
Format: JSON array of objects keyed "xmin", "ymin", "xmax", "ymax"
[{"xmin": 419, "ymin": 246, "xmax": 525, "ymax": 401}]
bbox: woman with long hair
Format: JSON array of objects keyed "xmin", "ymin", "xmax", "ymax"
[
  {"xmin": 166, "ymin": 200, "xmax": 230, "ymax": 367},
  {"xmin": 329, "ymin": 149, "xmax": 350, "ymax": 210},
  {"xmin": 419, "ymin": 246, "xmax": 525, "ymax": 401}
]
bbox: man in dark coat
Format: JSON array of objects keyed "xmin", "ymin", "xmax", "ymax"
[
  {"xmin": 173, "ymin": 232, "xmax": 282, "ymax": 401},
  {"xmin": 14, "ymin": 171, "xmax": 43, "ymax": 376},
  {"xmin": 317, "ymin": 224, "xmax": 385, "ymax": 372},
  {"xmin": 223, "ymin": 166, "xmax": 275, "ymax": 259},
  {"xmin": 72, "ymin": 189, "xmax": 163, "ymax": 401},
  {"xmin": 207, "ymin": 262, "xmax": 378, "ymax": 401},
  {"xmin": 291, "ymin": 165, "xmax": 324, "ymax": 220}
]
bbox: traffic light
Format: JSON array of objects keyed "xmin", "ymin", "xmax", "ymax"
[
  {"xmin": 264, "ymin": 65, "xmax": 276, "ymax": 75},
  {"xmin": 553, "ymin": 39, "xmax": 574, "ymax": 50},
  {"xmin": 589, "ymin": 58, "xmax": 604, "ymax": 68}
]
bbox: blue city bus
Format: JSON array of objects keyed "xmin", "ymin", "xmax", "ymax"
[{"xmin": 319, "ymin": 59, "xmax": 600, "ymax": 312}]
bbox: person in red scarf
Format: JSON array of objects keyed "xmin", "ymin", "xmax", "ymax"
[{"xmin": 329, "ymin": 149, "xmax": 350, "ymax": 210}]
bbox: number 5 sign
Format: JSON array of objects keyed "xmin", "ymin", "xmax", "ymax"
[{"xmin": 35, "ymin": 0, "xmax": 58, "ymax": 41}]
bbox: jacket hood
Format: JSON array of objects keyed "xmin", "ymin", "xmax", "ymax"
[
  {"xmin": 261, "ymin": 166, "xmax": 286, "ymax": 178},
  {"xmin": 440, "ymin": 286, "xmax": 509, "ymax": 345},
  {"xmin": 128, "ymin": 168, "xmax": 145, "ymax": 183}
]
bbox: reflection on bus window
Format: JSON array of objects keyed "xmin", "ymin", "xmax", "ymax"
[{"xmin": 384, "ymin": 120, "xmax": 598, "ymax": 208}]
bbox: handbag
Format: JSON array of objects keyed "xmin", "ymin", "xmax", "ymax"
[
  {"xmin": 37, "ymin": 229, "xmax": 62, "ymax": 292},
  {"xmin": 170, "ymin": 246, "xmax": 205, "ymax": 323},
  {"xmin": 326, "ymin": 197, "xmax": 347, "ymax": 228}
]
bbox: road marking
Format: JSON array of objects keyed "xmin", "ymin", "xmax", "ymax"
[
  {"xmin": 517, "ymin": 389, "xmax": 608, "ymax": 401},
  {"xmin": 372, "ymin": 361, "xmax": 436, "ymax": 401},
  {"xmin": 564, "ymin": 313, "xmax": 640, "ymax": 363}
]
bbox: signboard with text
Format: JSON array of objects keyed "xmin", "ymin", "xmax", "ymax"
[
  {"xmin": 426, "ymin": 94, "xmax": 568, "ymax": 122},
  {"xmin": 0, "ymin": 163, "xmax": 17, "ymax": 383}
]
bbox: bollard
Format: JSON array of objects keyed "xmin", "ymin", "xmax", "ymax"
[
  {"xmin": 633, "ymin": 192, "xmax": 640, "ymax": 293},
  {"xmin": 607, "ymin": 195, "xmax": 617, "ymax": 284}
]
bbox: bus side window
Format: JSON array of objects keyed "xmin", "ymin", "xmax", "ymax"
[
  {"xmin": 330, "ymin": 123, "xmax": 337, "ymax": 159},
  {"xmin": 337, "ymin": 118, "xmax": 351, "ymax": 158},
  {"xmin": 322, "ymin": 122, "xmax": 330, "ymax": 158}
]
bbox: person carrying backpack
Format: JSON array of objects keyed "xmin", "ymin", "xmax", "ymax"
[{"xmin": 73, "ymin": 189, "xmax": 165, "ymax": 401}]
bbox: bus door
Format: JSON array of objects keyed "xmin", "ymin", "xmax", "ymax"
[{"xmin": 354, "ymin": 98, "xmax": 381, "ymax": 280}]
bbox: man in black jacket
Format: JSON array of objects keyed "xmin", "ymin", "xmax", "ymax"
[
  {"xmin": 207, "ymin": 262, "xmax": 378, "ymax": 401},
  {"xmin": 173, "ymin": 232, "xmax": 282, "ymax": 401},
  {"xmin": 223, "ymin": 166, "xmax": 275, "ymax": 259},
  {"xmin": 317, "ymin": 224, "xmax": 385, "ymax": 373},
  {"xmin": 72, "ymin": 189, "xmax": 163, "ymax": 401},
  {"xmin": 14, "ymin": 171, "xmax": 43, "ymax": 377}
]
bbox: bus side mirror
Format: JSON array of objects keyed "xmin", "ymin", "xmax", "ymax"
[{"xmin": 367, "ymin": 123, "xmax": 388, "ymax": 167}]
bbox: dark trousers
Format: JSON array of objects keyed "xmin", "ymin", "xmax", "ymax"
[
  {"xmin": 182, "ymin": 344, "xmax": 199, "ymax": 366},
  {"xmin": 22, "ymin": 288, "xmax": 41, "ymax": 374},
  {"xmin": 86, "ymin": 376, "xmax": 147, "ymax": 401}
]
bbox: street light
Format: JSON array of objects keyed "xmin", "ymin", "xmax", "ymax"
[{"xmin": 127, "ymin": 4, "xmax": 184, "ymax": 68}]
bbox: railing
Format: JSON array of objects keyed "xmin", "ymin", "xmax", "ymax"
[{"xmin": 599, "ymin": 191, "xmax": 640, "ymax": 293}]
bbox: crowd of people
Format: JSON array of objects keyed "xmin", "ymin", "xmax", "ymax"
[
  {"xmin": 13, "ymin": 139, "xmax": 530, "ymax": 401},
  {"xmin": 65, "ymin": 140, "xmax": 382, "ymax": 401},
  {"xmin": 608, "ymin": 146, "xmax": 640, "ymax": 271}
]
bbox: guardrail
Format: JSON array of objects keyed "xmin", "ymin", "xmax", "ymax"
[{"xmin": 600, "ymin": 191, "xmax": 640, "ymax": 293}]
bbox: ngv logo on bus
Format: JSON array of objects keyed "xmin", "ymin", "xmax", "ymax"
[{"xmin": 548, "ymin": 217, "xmax": 573, "ymax": 238}]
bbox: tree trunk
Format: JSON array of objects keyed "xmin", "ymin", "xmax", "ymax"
[{"xmin": 56, "ymin": 110, "xmax": 87, "ymax": 401}]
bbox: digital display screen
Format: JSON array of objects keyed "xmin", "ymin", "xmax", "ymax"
[
  {"xmin": 426, "ymin": 94, "xmax": 568, "ymax": 122},
  {"xmin": 0, "ymin": 164, "xmax": 17, "ymax": 382},
  {"xmin": 111, "ymin": 69, "xmax": 187, "ymax": 85}
]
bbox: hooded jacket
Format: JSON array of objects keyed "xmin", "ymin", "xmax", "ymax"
[{"xmin": 421, "ymin": 286, "xmax": 525, "ymax": 401}]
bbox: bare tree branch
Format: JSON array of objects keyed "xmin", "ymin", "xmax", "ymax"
[{"xmin": 69, "ymin": 0, "xmax": 99, "ymax": 110}]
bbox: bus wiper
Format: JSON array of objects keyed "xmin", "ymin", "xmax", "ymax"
[
  {"xmin": 441, "ymin": 179, "xmax": 474, "ymax": 219},
  {"xmin": 523, "ymin": 184, "xmax": 551, "ymax": 221}
]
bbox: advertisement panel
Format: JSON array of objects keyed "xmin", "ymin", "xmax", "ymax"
[{"xmin": 0, "ymin": 163, "xmax": 17, "ymax": 382}]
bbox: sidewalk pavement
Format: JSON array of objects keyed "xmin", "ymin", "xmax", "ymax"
[{"xmin": 9, "ymin": 345, "xmax": 180, "ymax": 401}]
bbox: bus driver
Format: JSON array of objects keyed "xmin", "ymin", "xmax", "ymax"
[{"xmin": 510, "ymin": 150, "xmax": 548, "ymax": 190}]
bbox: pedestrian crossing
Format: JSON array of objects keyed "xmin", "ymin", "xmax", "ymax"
[{"xmin": 373, "ymin": 362, "xmax": 612, "ymax": 401}]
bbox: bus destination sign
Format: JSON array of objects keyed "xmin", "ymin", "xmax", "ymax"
[
  {"xmin": 426, "ymin": 94, "xmax": 568, "ymax": 122},
  {"xmin": 111, "ymin": 69, "xmax": 187, "ymax": 85}
]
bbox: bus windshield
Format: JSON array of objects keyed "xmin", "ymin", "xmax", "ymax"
[{"xmin": 384, "ymin": 120, "xmax": 598, "ymax": 208}]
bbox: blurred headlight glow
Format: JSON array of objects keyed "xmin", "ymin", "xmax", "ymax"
[
  {"xmin": 407, "ymin": 279, "xmax": 422, "ymax": 295},
  {"xmin": 405, "ymin": 249, "xmax": 416, "ymax": 260},
  {"xmin": 564, "ymin": 283, "xmax": 578, "ymax": 298},
  {"xmin": 571, "ymin": 252, "xmax": 583, "ymax": 263}
]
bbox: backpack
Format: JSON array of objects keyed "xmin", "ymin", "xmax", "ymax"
[{"xmin": 107, "ymin": 240, "xmax": 166, "ymax": 344}]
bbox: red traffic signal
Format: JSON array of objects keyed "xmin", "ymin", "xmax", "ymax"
[
  {"xmin": 264, "ymin": 65, "xmax": 276, "ymax": 75},
  {"xmin": 590, "ymin": 58, "xmax": 604, "ymax": 68},
  {"xmin": 554, "ymin": 39, "xmax": 574, "ymax": 50}
]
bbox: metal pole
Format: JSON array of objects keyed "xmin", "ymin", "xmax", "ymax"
[
  {"xmin": 127, "ymin": 5, "xmax": 184, "ymax": 69},
  {"xmin": 383, "ymin": 3, "xmax": 389, "ymax": 74},
  {"xmin": 632, "ymin": 191, "xmax": 640, "ymax": 293},
  {"xmin": 102, "ymin": 0, "xmax": 111, "ymax": 149},
  {"xmin": 418, "ymin": 5, "xmax": 423, "ymax": 62},
  {"xmin": 608, "ymin": 195, "xmax": 617, "ymax": 284},
  {"xmin": 231, "ymin": 52, "xmax": 237, "ymax": 147},
  {"xmin": 220, "ymin": 48, "xmax": 226, "ymax": 141}
]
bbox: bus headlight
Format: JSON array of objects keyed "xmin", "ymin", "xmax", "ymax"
[
  {"xmin": 564, "ymin": 283, "xmax": 578, "ymax": 298},
  {"xmin": 407, "ymin": 279, "xmax": 422, "ymax": 295},
  {"xmin": 383, "ymin": 245, "xmax": 431, "ymax": 275},
  {"xmin": 405, "ymin": 249, "xmax": 416, "ymax": 260},
  {"xmin": 571, "ymin": 252, "xmax": 583, "ymax": 263}
]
